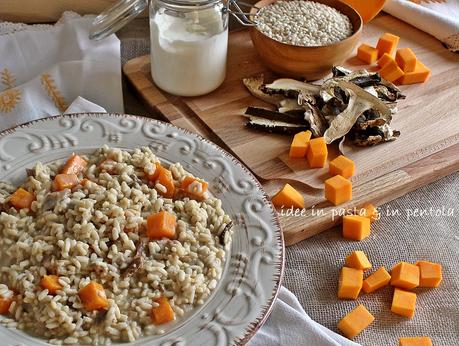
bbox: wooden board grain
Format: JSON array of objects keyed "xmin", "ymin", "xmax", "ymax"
[{"xmin": 123, "ymin": 15, "xmax": 459, "ymax": 245}]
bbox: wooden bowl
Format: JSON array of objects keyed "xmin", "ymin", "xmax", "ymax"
[{"xmin": 249, "ymin": 0, "xmax": 363, "ymax": 80}]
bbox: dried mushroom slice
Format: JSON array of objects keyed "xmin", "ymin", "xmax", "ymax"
[
  {"xmin": 351, "ymin": 124, "xmax": 400, "ymax": 146},
  {"xmin": 245, "ymin": 115, "xmax": 310, "ymax": 134},
  {"xmin": 243, "ymin": 75, "xmax": 287, "ymax": 106},
  {"xmin": 263, "ymin": 79, "xmax": 320, "ymax": 98},
  {"xmin": 244, "ymin": 107, "xmax": 306, "ymax": 124},
  {"xmin": 278, "ymin": 98, "xmax": 304, "ymax": 113},
  {"xmin": 304, "ymin": 102, "xmax": 328, "ymax": 137}
]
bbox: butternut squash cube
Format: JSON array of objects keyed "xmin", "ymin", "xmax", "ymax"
[
  {"xmin": 289, "ymin": 130, "xmax": 312, "ymax": 158},
  {"xmin": 416, "ymin": 261, "xmax": 442, "ymax": 288},
  {"xmin": 324, "ymin": 175, "xmax": 352, "ymax": 206},
  {"xmin": 399, "ymin": 336, "xmax": 433, "ymax": 346},
  {"xmin": 54, "ymin": 174, "xmax": 79, "ymax": 191},
  {"xmin": 78, "ymin": 282, "xmax": 109, "ymax": 311},
  {"xmin": 391, "ymin": 262, "xmax": 420, "ymax": 290},
  {"xmin": 357, "ymin": 44, "xmax": 379, "ymax": 64},
  {"xmin": 40, "ymin": 275, "xmax": 63, "ymax": 295},
  {"xmin": 151, "ymin": 296, "xmax": 175, "ymax": 325},
  {"xmin": 306, "ymin": 137, "xmax": 328, "ymax": 168},
  {"xmin": 10, "ymin": 188, "xmax": 35, "ymax": 210},
  {"xmin": 362, "ymin": 266, "xmax": 391, "ymax": 293},
  {"xmin": 271, "ymin": 183, "xmax": 304, "ymax": 209},
  {"xmin": 398, "ymin": 61, "xmax": 431, "ymax": 85},
  {"xmin": 337, "ymin": 304, "xmax": 374, "ymax": 339},
  {"xmin": 345, "ymin": 251, "xmax": 372, "ymax": 270},
  {"xmin": 0, "ymin": 290, "xmax": 14, "ymax": 315},
  {"xmin": 338, "ymin": 267, "xmax": 363, "ymax": 300},
  {"xmin": 342, "ymin": 215, "xmax": 370, "ymax": 241},
  {"xmin": 359, "ymin": 203, "xmax": 379, "ymax": 223},
  {"xmin": 147, "ymin": 211, "xmax": 177, "ymax": 240},
  {"xmin": 396, "ymin": 48, "xmax": 417, "ymax": 72},
  {"xmin": 379, "ymin": 60, "xmax": 405, "ymax": 83},
  {"xmin": 329, "ymin": 155, "xmax": 355, "ymax": 179},
  {"xmin": 391, "ymin": 288, "xmax": 416, "ymax": 318},
  {"xmin": 376, "ymin": 33, "xmax": 400, "ymax": 58},
  {"xmin": 377, "ymin": 52, "xmax": 395, "ymax": 68}
]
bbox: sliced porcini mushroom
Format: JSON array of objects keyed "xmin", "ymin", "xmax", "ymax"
[
  {"xmin": 322, "ymin": 80, "xmax": 392, "ymax": 144},
  {"xmin": 243, "ymin": 75, "xmax": 287, "ymax": 106},
  {"xmin": 263, "ymin": 79, "xmax": 320, "ymax": 99},
  {"xmin": 244, "ymin": 107, "xmax": 306, "ymax": 124},
  {"xmin": 351, "ymin": 124, "xmax": 400, "ymax": 146},
  {"xmin": 245, "ymin": 115, "xmax": 309, "ymax": 134},
  {"xmin": 303, "ymin": 103, "xmax": 328, "ymax": 137},
  {"xmin": 278, "ymin": 99, "xmax": 304, "ymax": 113}
]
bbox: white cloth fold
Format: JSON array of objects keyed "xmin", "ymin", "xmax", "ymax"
[
  {"xmin": 0, "ymin": 12, "xmax": 123, "ymax": 132},
  {"xmin": 383, "ymin": 0, "xmax": 459, "ymax": 51}
]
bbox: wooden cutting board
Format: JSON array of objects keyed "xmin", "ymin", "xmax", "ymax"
[{"xmin": 123, "ymin": 14, "xmax": 459, "ymax": 246}]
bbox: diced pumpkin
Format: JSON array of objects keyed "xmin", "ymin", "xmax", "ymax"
[
  {"xmin": 416, "ymin": 261, "xmax": 442, "ymax": 288},
  {"xmin": 358, "ymin": 203, "xmax": 379, "ymax": 223},
  {"xmin": 342, "ymin": 215, "xmax": 371, "ymax": 241},
  {"xmin": 155, "ymin": 165, "xmax": 175, "ymax": 198},
  {"xmin": 377, "ymin": 53, "xmax": 395, "ymax": 68},
  {"xmin": 40, "ymin": 275, "xmax": 63, "ymax": 295},
  {"xmin": 357, "ymin": 44, "xmax": 379, "ymax": 64},
  {"xmin": 151, "ymin": 296, "xmax": 175, "ymax": 325},
  {"xmin": 337, "ymin": 304, "xmax": 374, "ymax": 339},
  {"xmin": 0, "ymin": 291, "xmax": 14, "ymax": 315},
  {"xmin": 345, "ymin": 251, "xmax": 372, "ymax": 270},
  {"xmin": 306, "ymin": 137, "xmax": 328, "ymax": 168},
  {"xmin": 324, "ymin": 175, "xmax": 352, "ymax": 206},
  {"xmin": 391, "ymin": 288, "xmax": 416, "ymax": 318},
  {"xmin": 54, "ymin": 174, "xmax": 79, "ymax": 191},
  {"xmin": 61, "ymin": 154, "xmax": 88, "ymax": 175},
  {"xmin": 340, "ymin": 0, "xmax": 386, "ymax": 23},
  {"xmin": 329, "ymin": 155, "xmax": 355, "ymax": 179},
  {"xmin": 391, "ymin": 262, "xmax": 420, "ymax": 290},
  {"xmin": 289, "ymin": 130, "xmax": 312, "ymax": 158},
  {"xmin": 10, "ymin": 188, "xmax": 35, "ymax": 210},
  {"xmin": 78, "ymin": 282, "xmax": 109, "ymax": 311},
  {"xmin": 396, "ymin": 48, "xmax": 417, "ymax": 72},
  {"xmin": 376, "ymin": 33, "xmax": 400, "ymax": 58},
  {"xmin": 338, "ymin": 267, "xmax": 363, "ymax": 300},
  {"xmin": 146, "ymin": 162, "xmax": 162, "ymax": 182},
  {"xmin": 398, "ymin": 61, "xmax": 431, "ymax": 85},
  {"xmin": 181, "ymin": 176, "xmax": 208, "ymax": 199},
  {"xmin": 379, "ymin": 60, "xmax": 405, "ymax": 83},
  {"xmin": 362, "ymin": 266, "xmax": 391, "ymax": 293},
  {"xmin": 146, "ymin": 211, "xmax": 177, "ymax": 240},
  {"xmin": 271, "ymin": 183, "xmax": 304, "ymax": 209},
  {"xmin": 399, "ymin": 336, "xmax": 433, "ymax": 346}
]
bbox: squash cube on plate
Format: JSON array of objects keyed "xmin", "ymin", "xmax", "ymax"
[
  {"xmin": 342, "ymin": 215, "xmax": 370, "ymax": 241},
  {"xmin": 329, "ymin": 155, "xmax": 355, "ymax": 178},
  {"xmin": 338, "ymin": 267, "xmax": 363, "ymax": 300},
  {"xmin": 10, "ymin": 188, "xmax": 35, "ymax": 210},
  {"xmin": 147, "ymin": 211, "xmax": 177, "ymax": 240},
  {"xmin": 391, "ymin": 262, "xmax": 420, "ymax": 290},
  {"xmin": 345, "ymin": 251, "xmax": 372, "ymax": 270},
  {"xmin": 78, "ymin": 282, "xmax": 109, "ymax": 311},
  {"xmin": 416, "ymin": 261, "xmax": 442, "ymax": 287},
  {"xmin": 338, "ymin": 304, "xmax": 374, "ymax": 339},
  {"xmin": 391, "ymin": 288, "xmax": 416, "ymax": 318},
  {"xmin": 306, "ymin": 137, "xmax": 328, "ymax": 168},
  {"xmin": 399, "ymin": 336, "xmax": 433, "ymax": 346},
  {"xmin": 362, "ymin": 266, "xmax": 391, "ymax": 293},
  {"xmin": 325, "ymin": 175, "xmax": 352, "ymax": 206}
]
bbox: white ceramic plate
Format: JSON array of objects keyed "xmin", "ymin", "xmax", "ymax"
[{"xmin": 0, "ymin": 113, "xmax": 284, "ymax": 346}]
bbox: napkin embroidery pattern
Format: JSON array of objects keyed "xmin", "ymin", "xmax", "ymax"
[
  {"xmin": 0, "ymin": 69, "xmax": 21, "ymax": 113},
  {"xmin": 41, "ymin": 73, "xmax": 68, "ymax": 112}
]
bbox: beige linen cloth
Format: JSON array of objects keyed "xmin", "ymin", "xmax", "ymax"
[{"xmin": 383, "ymin": 0, "xmax": 459, "ymax": 51}]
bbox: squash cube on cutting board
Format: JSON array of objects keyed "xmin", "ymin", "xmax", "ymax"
[
  {"xmin": 398, "ymin": 61, "xmax": 431, "ymax": 85},
  {"xmin": 391, "ymin": 262, "xmax": 420, "ymax": 290},
  {"xmin": 396, "ymin": 48, "xmax": 417, "ymax": 72},
  {"xmin": 272, "ymin": 183, "xmax": 304, "ymax": 209},
  {"xmin": 359, "ymin": 204, "xmax": 379, "ymax": 223},
  {"xmin": 379, "ymin": 60, "xmax": 405, "ymax": 83},
  {"xmin": 416, "ymin": 261, "xmax": 442, "ymax": 287},
  {"xmin": 357, "ymin": 43, "xmax": 379, "ymax": 64},
  {"xmin": 399, "ymin": 336, "xmax": 433, "ymax": 346},
  {"xmin": 362, "ymin": 266, "xmax": 391, "ymax": 293},
  {"xmin": 329, "ymin": 155, "xmax": 355, "ymax": 178},
  {"xmin": 376, "ymin": 33, "xmax": 400, "ymax": 57},
  {"xmin": 289, "ymin": 130, "xmax": 312, "ymax": 158},
  {"xmin": 342, "ymin": 215, "xmax": 370, "ymax": 241},
  {"xmin": 345, "ymin": 251, "xmax": 372, "ymax": 270},
  {"xmin": 306, "ymin": 137, "xmax": 328, "ymax": 168},
  {"xmin": 338, "ymin": 267, "xmax": 363, "ymax": 300},
  {"xmin": 337, "ymin": 304, "xmax": 374, "ymax": 339},
  {"xmin": 377, "ymin": 52, "xmax": 395, "ymax": 68},
  {"xmin": 391, "ymin": 288, "xmax": 417, "ymax": 318},
  {"xmin": 325, "ymin": 175, "xmax": 352, "ymax": 206}
]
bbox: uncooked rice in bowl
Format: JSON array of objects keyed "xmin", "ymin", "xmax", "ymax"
[{"xmin": 0, "ymin": 146, "xmax": 233, "ymax": 345}]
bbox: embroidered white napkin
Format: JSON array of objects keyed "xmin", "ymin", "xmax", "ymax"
[
  {"xmin": 0, "ymin": 11, "xmax": 123, "ymax": 132},
  {"xmin": 383, "ymin": 0, "xmax": 459, "ymax": 51}
]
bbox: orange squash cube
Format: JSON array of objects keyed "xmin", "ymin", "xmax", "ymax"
[
  {"xmin": 272, "ymin": 183, "xmax": 304, "ymax": 209},
  {"xmin": 306, "ymin": 137, "xmax": 328, "ymax": 168},
  {"xmin": 342, "ymin": 215, "xmax": 371, "ymax": 241},
  {"xmin": 181, "ymin": 176, "xmax": 208, "ymax": 199},
  {"xmin": 379, "ymin": 60, "xmax": 405, "ymax": 83},
  {"xmin": 338, "ymin": 267, "xmax": 363, "ymax": 300},
  {"xmin": 396, "ymin": 48, "xmax": 417, "ymax": 72},
  {"xmin": 289, "ymin": 130, "xmax": 312, "ymax": 158},
  {"xmin": 155, "ymin": 165, "xmax": 175, "ymax": 198},
  {"xmin": 338, "ymin": 304, "xmax": 374, "ymax": 339},
  {"xmin": 10, "ymin": 188, "xmax": 35, "ymax": 210},
  {"xmin": 78, "ymin": 282, "xmax": 109, "ymax": 311},
  {"xmin": 61, "ymin": 154, "xmax": 88, "ymax": 175},
  {"xmin": 329, "ymin": 155, "xmax": 355, "ymax": 179},
  {"xmin": 358, "ymin": 203, "xmax": 379, "ymax": 223},
  {"xmin": 54, "ymin": 174, "xmax": 79, "ymax": 191},
  {"xmin": 376, "ymin": 33, "xmax": 400, "ymax": 57},
  {"xmin": 399, "ymin": 336, "xmax": 433, "ymax": 346},
  {"xmin": 416, "ymin": 261, "xmax": 442, "ymax": 288},
  {"xmin": 357, "ymin": 44, "xmax": 379, "ymax": 64},
  {"xmin": 40, "ymin": 275, "xmax": 63, "ymax": 295},
  {"xmin": 362, "ymin": 266, "xmax": 391, "ymax": 293},
  {"xmin": 0, "ymin": 291, "xmax": 14, "ymax": 315},
  {"xmin": 391, "ymin": 262, "xmax": 420, "ymax": 290},
  {"xmin": 377, "ymin": 52, "xmax": 395, "ymax": 68},
  {"xmin": 391, "ymin": 288, "xmax": 416, "ymax": 318},
  {"xmin": 147, "ymin": 210, "xmax": 177, "ymax": 239},
  {"xmin": 324, "ymin": 175, "xmax": 352, "ymax": 206},
  {"xmin": 151, "ymin": 296, "xmax": 175, "ymax": 325},
  {"xmin": 345, "ymin": 251, "xmax": 372, "ymax": 270},
  {"xmin": 398, "ymin": 61, "xmax": 431, "ymax": 85}
]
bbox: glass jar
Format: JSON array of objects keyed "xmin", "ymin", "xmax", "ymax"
[{"xmin": 149, "ymin": 0, "xmax": 228, "ymax": 96}]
